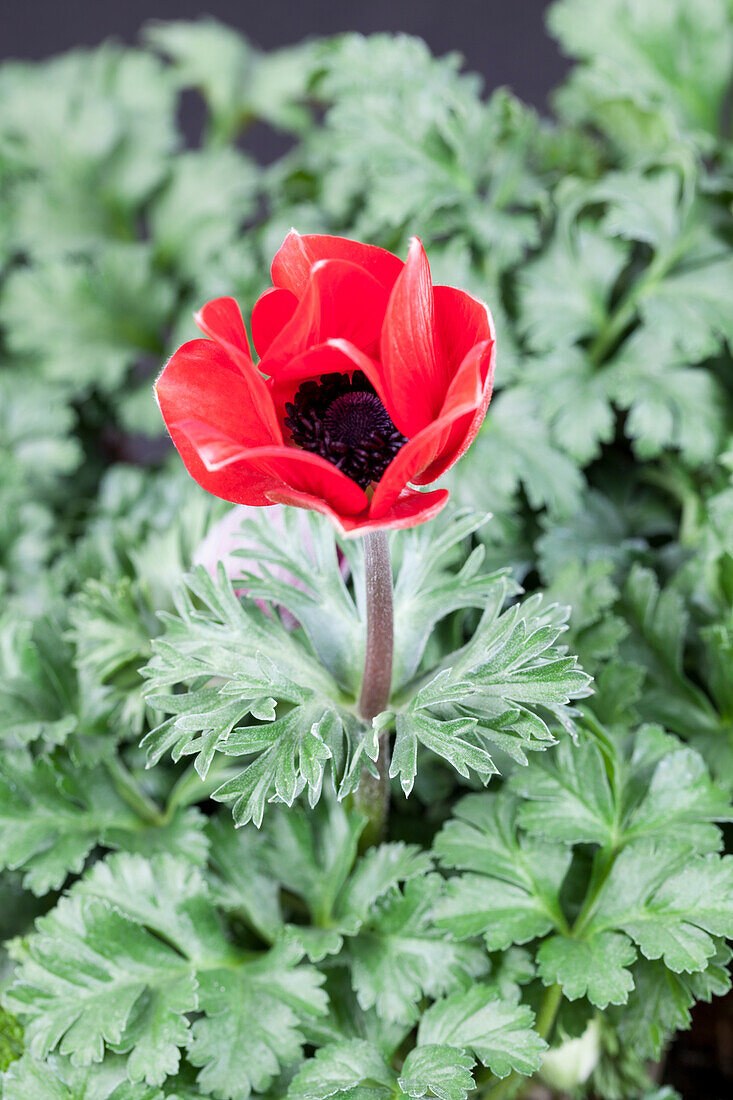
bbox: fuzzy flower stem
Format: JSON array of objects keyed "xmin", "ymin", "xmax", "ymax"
[
  {"xmin": 355, "ymin": 530, "xmax": 394, "ymax": 847},
  {"xmin": 358, "ymin": 531, "xmax": 394, "ymax": 721}
]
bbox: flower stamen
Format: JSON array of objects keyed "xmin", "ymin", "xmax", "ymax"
[{"xmin": 284, "ymin": 371, "xmax": 407, "ymax": 488}]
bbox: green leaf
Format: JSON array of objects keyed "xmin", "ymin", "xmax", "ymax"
[
  {"xmin": 205, "ymin": 816, "xmax": 283, "ymax": 943},
  {"xmin": 245, "ymin": 800, "xmax": 436, "ymax": 961},
  {"xmin": 424, "ymin": 586, "xmax": 592, "ymax": 766},
  {"xmin": 453, "ymin": 391, "xmax": 586, "ymax": 518},
  {"xmin": 590, "ymin": 661, "xmax": 645, "ymax": 729},
  {"xmin": 537, "ymin": 932, "xmax": 636, "ymax": 1008},
  {"xmin": 228, "ymin": 506, "xmax": 501, "ymax": 695},
  {"xmin": 1, "ymin": 1053, "xmax": 165, "ymax": 1100},
  {"xmin": 702, "ymin": 620, "xmax": 733, "ymax": 722},
  {"xmin": 621, "ymin": 735, "xmax": 732, "ymax": 851},
  {"xmin": 0, "ymin": 373, "xmax": 81, "ymax": 497},
  {"xmin": 212, "ymin": 704, "xmax": 335, "ymax": 826},
  {"xmin": 232, "ymin": 504, "xmax": 564, "ymax": 787},
  {"xmin": 89, "ymin": 467, "xmax": 227, "ymax": 617},
  {"xmin": 511, "ymin": 726, "xmax": 731, "ymax": 853},
  {"xmin": 621, "ymin": 566, "xmax": 723, "ymax": 744},
  {"xmin": 517, "ymin": 348, "xmax": 615, "ymax": 465},
  {"xmin": 301, "ymin": 36, "xmax": 545, "ymax": 260},
  {"xmin": 621, "ymin": 566, "xmax": 690, "ymax": 677},
  {"xmin": 68, "ymin": 578, "xmax": 157, "ymax": 737},
  {"xmin": 614, "ymin": 944, "xmax": 732, "ymax": 1059},
  {"xmin": 149, "ymin": 148, "xmax": 259, "ymax": 277},
  {"xmin": 584, "ymin": 844, "xmax": 733, "ymax": 973},
  {"xmin": 212, "ymin": 796, "xmax": 484, "ymax": 1031},
  {"xmin": 433, "ymin": 793, "xmax": 571, "ymax": 950},
  {"xmin": 388, "ymin": 509, "xmax": 506, "ymax": 689},
  {"xmin": 260, "ymin": 798, "xmax": 363, "ymax": 934},
  {"xmin": 639, "ymin": 239, "xmax": 733, "ymax": 361},
  {"xmin": 141, "ymin": 566, "xmax": 360, "ymax": 826},
  {"xmin": 309, "ymin": 968, "xmax": 410, "ymax": 1071},
  {"xmin": 142, "ymin": 525, "xmax": 590, "ymax": 814},
  {"xmin": 590, "ymin": 169, "xmax": 687, "ymax": 252},
  {"xmin": 549, "ymin": 0, "xmax": 733, "ymax": 149},
  {"xmin": 0, "ymin": 750, "xmax": 207, "ymax": 895},
  {"xmin": 0, "ymin": 501, "xmax": 57, "ymax": 612},
  {"xmin": 390, "ymin": 710, "xmax": 497, "ymax": 797},
  {"xmin": 510, "ymin": 736, "xmax": 615, "ymax": 846},
  {"xmin": 343, "ymin": 876, "xmax": 487, "ymax": 1025},
  {"xmin": 0, "ymin": 47, "xmax": 175, "ymax": 254},
  {"xmin": 537, "ymin": 489, "xmax": 650, "ymax": 584},
  {"xmin": 216, "ymin": 507, "xmax": 363, "ymax": 692},
  {"xmin": 418, "ymin": 985, "xmax": 547, "ymax": 1079},
  {"xmin": 334, "ymin": 840, "xmax": 433, "ymax": 933},
  {"xmin": 517, "ymin": 220, "xmax": 628, "ymax": 352},
  {"xmin": 146, "ymin": 19, "xmax": 313, "ymax": 140},
  {"xmin": 188, "ymin": 950, "xmax": 327, "ymax": 1100},
  {"xmin": 543, "ymin": 558, "xmax": 626, "ymax": 667},
  {"xmin": 8, "ymin": 891, "xmax": 198, "ymax": 1080},
  {"xmin": 0, "ymin": 1006, "xmax": 23, "ymax": 1071},
  {"xmin": 288, "ymin": 1039, "xmax": 394, "ymax": 1099},
  {"xmin": 0, "ymin": 615, "xmax": 78, "ymax": 748},
  {"xmin": 615, "ymin": 961, "xmax": 696, "ymax": 1062},
  {"xmin": 606, "ymin": 331, "xmax": 727, "ymax": 465},
  {"xmin": 0, "ymin": 245, "xmax": 174, "ymax": 396},
  {"xmin": 398, "ymin": 1045, "xmax": 475, "ymax": 1100},
  {"xmin": 7, "ymin": 853, "xmax": 326, "ymax": 1094}
]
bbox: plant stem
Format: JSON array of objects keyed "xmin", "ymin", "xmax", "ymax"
[
  {"xmin": 588, "ymin": 242, "xmax": 685, "ymax": 367},
  {"xmin": 354, "ymin": 738, "xmax": 392, "ymax": 850},
  {"xmin": 535, "ymin": 982, "xmax": 564, "ymax": 1041},
  {"xmin": 354, "ymin": 530, "xmax": 394, "ymax": 847},
  {"xmin": 164, "ymin": 758, "xmax": 243, "ymax": 818},
  {"xmin": 478, "ymin": 1072, "xmax": 523, "ymax": 1100},
  {"xmin": 106, "ymin": 757, "xmax": 164, "ymax": 826},
  {"xmin": 358, "ymin": 531, "xmax": 394, "ymax": 721}
]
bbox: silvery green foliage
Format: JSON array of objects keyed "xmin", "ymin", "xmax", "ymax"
[
  {"xmin": 2, "ymin": 2, "xmax": 733, "ymax": 1097},
  {"xmin": 140, "ymin": 509, "xmax": 591, "ymax": 826}
]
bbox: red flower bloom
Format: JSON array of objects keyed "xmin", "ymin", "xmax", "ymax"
[{"xmin": 155, "ymin": 232, "xmax": 495, "ymax": 536}]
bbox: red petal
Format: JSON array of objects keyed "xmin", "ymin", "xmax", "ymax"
[
  {"xmin": 412, "ymin": 338, "xmax": 496, "ymax": 485},
  {"xmin": 433, "ymin": 285, "xmax": 495, "ymax": 376},
  {"xmin": 173, "ymin": 424, "xmax": 369, "ymax": 518},
  {"xmin": 156, "ymin": 339, "xmax": 279, "ymax": 450},
  {"xmin": 369, "ymin": 358, "xmax": 484, "ymax": 517},
  {"xmin": 251, "ymin": 287, "xmax": 297, "ymax": 358},
  {"xmin": 243, "ymin": 447, "xmax": 368, "ymax": 516},
  {"xmin": 408, "ymin": 288, "xmax": 495, "ymax": 485},
  {"xmin": 271, "ymin": 230, "xmax": 404, "ymax": 297},
  {"xmin": 267, "ymin": 485, "xmax": 449, "ymax": 538},
  {"xmin": 161, "ymin": 418, "xmax": 280, "ymax": 505},
  {"xmin": 379, "ymin": 237, "xmax": 443, "ymax": 436},
  {"xmin": 367, "ymin": 487, "xmax": 450, "ymax": 533},
  {"xmin": 195, "ymin": 297, "xmax": 252, "ymax": 368},
  {"xmin": 261, "ymin": 259, "xmax": 390, "ymax": 374},
  {"xmin": 193, "ymin": 298, "xmax": 282, "ymax": 441}
]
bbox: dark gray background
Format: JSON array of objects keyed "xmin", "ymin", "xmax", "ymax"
[{"xmin": 1, "ymin": 0, "xmax": 567, "ymax": 110}]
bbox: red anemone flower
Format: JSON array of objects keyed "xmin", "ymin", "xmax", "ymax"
[{"xmin": 155, "ymin": 231, "xmax": 496, "ymax": 536}]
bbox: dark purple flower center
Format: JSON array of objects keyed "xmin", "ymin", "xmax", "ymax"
[{"xmin": 284, "ymin": 371, "xmax": 407, "ymax": 489}]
